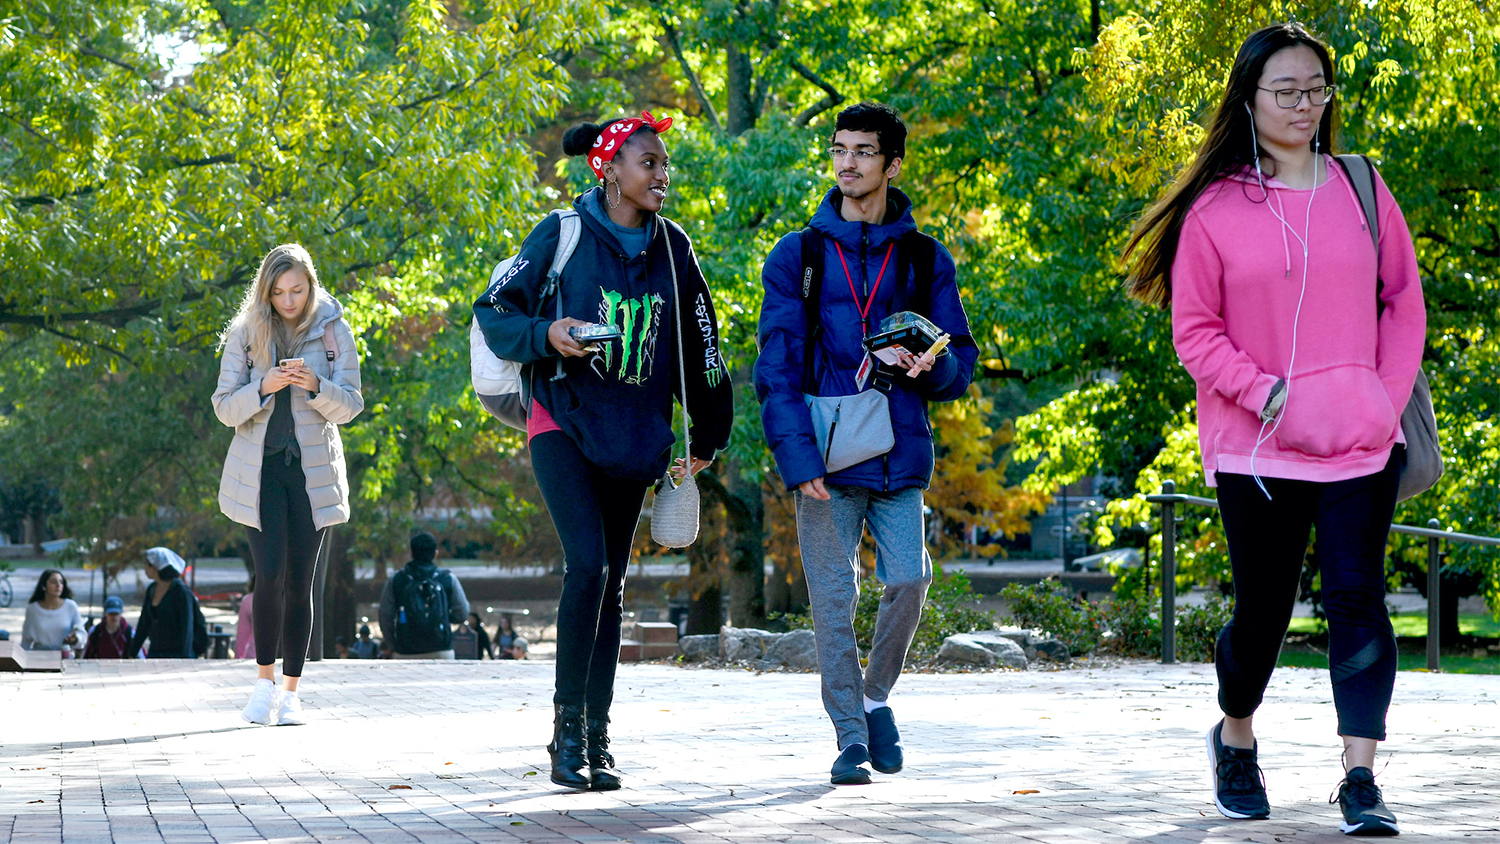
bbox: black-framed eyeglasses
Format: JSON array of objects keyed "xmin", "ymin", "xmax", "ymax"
[
  {"xmin": 826, "ymin": 147, "xmax": 880, "ymax": 161},
  {"xmin": 1258, "ymin": 84, "xmax": 1337, "ymax": 108}
]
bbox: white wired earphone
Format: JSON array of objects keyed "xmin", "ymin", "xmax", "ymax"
[{"xmin": 1245, "ymin": 100, "xmax": 1321, "ymax": 500}]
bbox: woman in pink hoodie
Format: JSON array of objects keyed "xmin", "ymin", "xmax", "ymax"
[{"xmin": 1124, "ymin": 23, "xmax": 1423, "ymax": 838}]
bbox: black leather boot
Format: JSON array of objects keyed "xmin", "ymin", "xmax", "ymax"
[
  {"xmin": 547, "ymin": 704, "xmax": 590, "ymax": 789},
  {"xmin": 585, "ymin": 717, "xmax": 622, "ymax": 791}
]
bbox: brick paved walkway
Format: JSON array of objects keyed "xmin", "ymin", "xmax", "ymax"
[{"xmin": 1, "ymin": 659, "xmax": 1496, "ymax": 843}]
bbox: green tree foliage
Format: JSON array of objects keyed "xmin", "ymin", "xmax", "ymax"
[{"xmin": 0, "ymin": 0, "xmax": 597, "ymax": 571}]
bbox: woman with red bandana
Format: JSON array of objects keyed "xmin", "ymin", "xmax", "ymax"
[{"xmin": 473, "ymin": 113, "xmax": 733, "ymax": 791}]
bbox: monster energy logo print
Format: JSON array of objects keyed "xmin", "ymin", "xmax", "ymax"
[
  {"xmin": 595, "ymin": 288, "xmax": 663, "ymax": 385},
  {"xmin": 696, "ymin": 292, "xmax": 723, "ymax": 388}
]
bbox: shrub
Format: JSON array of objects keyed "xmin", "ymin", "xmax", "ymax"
[
  {"xmin": 1175, "ymin": 593, "xmax": 1234, "ymax": 663},
  {"xmin": 772, "ymin": 567, "xmax": 995, "ymax": 657},
  {"xmin": 1001, "ymin": 578, "xmax": 1105, "ymax": 656},
  {"xmin": 1102, "ymin": 597, "xmax": 1161, "ymax": 658}
]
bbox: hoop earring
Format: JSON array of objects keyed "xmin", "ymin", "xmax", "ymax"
[{"xmin": 606, "ymin": 180, "xmax": 621, "ymax": 210}]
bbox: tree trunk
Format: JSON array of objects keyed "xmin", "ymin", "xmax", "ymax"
[
  {"xmin": 318, "ymin": 527, "xmax": 356, "ymax": 661},
  {"xmin": 684, "ymin": 498, "xmax": 725, "ymax": 635},
  {"xmin": 725, "ymin": 43, "xmax": 756, "ymax": 136},
  {"xmin": 723, "ymin": 462, "xmax": 767, "ymax": 628}
]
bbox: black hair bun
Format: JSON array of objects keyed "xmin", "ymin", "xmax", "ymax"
[{"xmin": 562, "ymin": 122, "xmax": 602, "ymax": 156}]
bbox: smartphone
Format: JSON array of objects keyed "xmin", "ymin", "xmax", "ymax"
[
  {"xmin": 569, "ymin": 323, "xmax": 623, "ymax": 351},
  {"xmin": 279, "ymin": 357, "xmax": 305, "ymax": 369}
]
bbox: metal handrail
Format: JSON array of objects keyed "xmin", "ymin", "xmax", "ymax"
[{"xmin": 1146, "ymin": 479, "xmax": 1499, "ymax": 672}]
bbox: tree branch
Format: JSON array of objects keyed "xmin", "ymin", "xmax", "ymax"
[
  {"xmin": 0, "ymin": 270, "xmax": 249, "ymax": 329},
  {"xmin": 655, "ymin": 9, "xmax": 722, "ymax": 131},
  {"xmin": 789, "ymin": 58, "xmax": 844, "ymax": 127}
]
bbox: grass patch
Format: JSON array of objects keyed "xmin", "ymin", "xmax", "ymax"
[
  {"xmin": 1278, "ymin": 649, "xmax": 1500, "ymax": 674},
  {"xmin": 1287, "ymin": 614, "xmax": 1500, "ymax": 638}
]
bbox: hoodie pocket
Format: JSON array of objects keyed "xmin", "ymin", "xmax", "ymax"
[
  {"xmin": 1273, "ymin": 364, "xmax": 1398, "ymax": 457},
  {"xmin": 562, "ymin": 395, "xmax": 677, "ymax": 482}
]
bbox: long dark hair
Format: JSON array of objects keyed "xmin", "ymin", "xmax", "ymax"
[
  {"xmin": 1123, "ymin": 23, "xmax": 1339, "ymax": 308},
  {"xmin": 28, "ymin": 568, "xmax": 73, "ymax": 604}
]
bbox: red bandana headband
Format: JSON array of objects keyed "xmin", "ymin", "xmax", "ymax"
[{"xmin": 589, "ymin": 111, "xmax": 674, "ymax": 180}]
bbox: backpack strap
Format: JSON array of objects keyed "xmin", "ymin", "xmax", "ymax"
[
  {"xmin": 1335, "ymin": 154, "xmax": 1384, "ymax": 315},
  {"xmin": 544, "ymin": 209, "xmax": 581, "ymax": 383},
  {"xmin": 894, "ymin": 230, "xmax": 938, "ymax": 316},
  {"xmin": 1335, "ymin": 154, "xmax": 1380, "ymax": 253},
  {"xmin": 798, "ymin": 227, "xmax": 824, "ymax": 392},
  {"xmin": 321, "ymin": 320, "xmax": 339, "ymax": 362}
]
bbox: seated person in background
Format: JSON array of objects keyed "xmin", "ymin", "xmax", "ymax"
[
  {"xmin": 129, "ymin": 548, "xmax": 196, "ymax": 659},
  {"xmin": 84, "ymin": 596, "xmax": 134, "ymax": 659},
  {"xmin": 334, "ymin": 635, "xmax": 352, "ymax": 659},
  {"xmin": 351, "ymin": 624, "xmax": 379, "ymax": 660},
  {"xmin": 496, "ymin": 613, "xmax": 519, "ymax": 658},
  {"xmin": 21, "ymin": 569, "xmax": 86, "ymax": 655},
  {"xmin": 503, "ymin": 636, "xmax": 529, "ymax": 661},
  {"xmin": 378, "ymin": 532, "xmax": 470, "ymax": 659},
  {"xmin": 379, "ymin": 639, "xmax": 394, "ymax": 659}
]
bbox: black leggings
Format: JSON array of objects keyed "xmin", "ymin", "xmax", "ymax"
[
  {"xmin": 1215, "ymin": 449, "xmax": 1402, "ymax": 740},
  {"xmin": 530, "ymin": 432, "xmax": 650, "ymax": 715},
  {"xmin": 246, "ymin": 454, "xmax": 327, "ymax": 678}
]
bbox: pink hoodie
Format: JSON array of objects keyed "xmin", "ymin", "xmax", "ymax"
[{"xmin": 1172, "ymin": 156, "xmax": 1425, "ymax": 486}]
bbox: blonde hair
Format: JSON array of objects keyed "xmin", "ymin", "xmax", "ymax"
[{"xmin": 221, "ymin": 244, "xmax": 324, "ymax": 370}]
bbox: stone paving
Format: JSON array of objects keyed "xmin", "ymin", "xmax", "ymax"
[{"xmin": 1, "ymin": 658, "xmax": 1497, "ymax": 843}]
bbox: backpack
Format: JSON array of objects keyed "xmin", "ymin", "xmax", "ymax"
[
  {"xmin": 390, "ymin": 566, "xmax": 454, "ymax": 654},
  {"xmin": 189, "ymin": 589, "xmax": 208, "ymax": 658},
  {"xmin": 470, "ymin": 209, "xmax": 582, "ymax": 429},
  {"xmin": 796, "ymin": 228, "xmax": 938, "ymax": 390}
]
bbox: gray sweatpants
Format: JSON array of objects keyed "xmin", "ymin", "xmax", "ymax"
[{"xmin": 795, "ymin": 485, "xmax": 933, "ymax": 749}]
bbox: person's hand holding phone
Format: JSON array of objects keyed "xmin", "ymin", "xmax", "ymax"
[
  {"xmin": 259, "ymin": 364, "xmax": 295, "ymax": 396},
  {"xmin": 548, "ymin": 318, "xmax": 595, "ymax": 358},
  {"xmin": 283, "ymin": 359, "xmax": 319, "ymax": 391}
]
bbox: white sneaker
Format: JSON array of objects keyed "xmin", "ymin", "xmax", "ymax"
[
  {"xmin": 273, "ymin": 689, "xmax": 305, "ymax": 726},
  {"xmin": 241, "ymin": 678, "xmax": 277, "ymax": 725}
]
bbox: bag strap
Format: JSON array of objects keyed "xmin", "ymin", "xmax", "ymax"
[
  {"xmin": 544, "ymin": 210, "xmax": 582, "ymax": 383},
  {"xmin": 798, "ymin": 227, "xmax": 824, "ymax": 392},
  {"xmin": 1335, "ymin": 153, "xmax": 1384, "ymax": 316},
  {"xmin": 321, "ymin": 320, "xmax": 339, "ymax": 362},
  {"xmin": 661, "ymin": 220, "xmax": 692, "ymax": 470}
]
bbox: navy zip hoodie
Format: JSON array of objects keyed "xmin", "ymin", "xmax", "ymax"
[
  {"xmin": 755, "ymin": 187, "xmax": 977, "ymax": 492},
  {"xmin": 473, "ymin": 188, "xmax": 733, "ymax": 481}
]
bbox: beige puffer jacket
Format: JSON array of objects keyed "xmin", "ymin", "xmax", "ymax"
[{"xmin": 213, "ymin": 294, "xmax": 364, "ymax": 531}]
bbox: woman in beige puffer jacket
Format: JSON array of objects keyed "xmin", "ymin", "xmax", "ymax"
[{"xmin": 213, "ymin": 243, "xmax": 362, "ymax": 726}]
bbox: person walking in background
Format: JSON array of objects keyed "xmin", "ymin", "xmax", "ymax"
[
  {"xmin": 21, "ymin": 569, "xmax": 86, "ymax": 656},
  {"xmin": 83, "ymin": 596, "xmax": 133, "ymax": 659},
  {"xmin": 128, "ymin": 548, "xmax": 196, "ymax": 659},
  {"xmin": 473, "ymin": 111, "xmax": 733, "ymax": 791},
  {"xmin": 755, "ymin": 102, "xmax": 977, "ymax": 786},
  {"xmin": 235, "ymin": 575, "xmax": 256, "ymax": 660},
  {"xmin": 379, "ymin": 532, "xmax": 470, "ymax": 659},
  {"xmin": 213, "ymin": 243, "xmax": 364, "ymax": 726},
  {"xmin": 1123, "ymin": 23, "xmax": 1422, "ymax": 837}
]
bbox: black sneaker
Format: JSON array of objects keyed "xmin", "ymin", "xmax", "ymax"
[
  {"xmin": 866, "ymin": 707, "xmax": 903, "ymax": 774},
  {"xmin": 1332, "ymin": 767, "xmax": 1400, "ymax": 836},
  {"xmin": 830, "ymin": 743, "xmax": 872, "ymax": 785},
  {"xmin": 1206, "ymin": 721, "xmax": 1270, "ymax": 819}
]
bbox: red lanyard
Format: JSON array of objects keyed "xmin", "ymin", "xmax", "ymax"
[{"xmin": 835, "ymin": 242, "xmax": 894, "ymax": 326}]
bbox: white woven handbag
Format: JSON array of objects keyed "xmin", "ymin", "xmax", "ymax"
[{"xmin": 650, "ymin": 228, "xmax": 701, "ymax": 548}]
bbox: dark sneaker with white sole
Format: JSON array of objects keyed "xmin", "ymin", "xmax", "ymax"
[
  {"xmin": 1206, "ymin": 721, "xmax": 1270, "ymax": 819},
  {"xmin": 1333, "ymin": 767, "xmax": 1399, "ymax": 836},
  {"xmin": 830, "ymin": 743, "xmax": 872, "ymax": 785}
]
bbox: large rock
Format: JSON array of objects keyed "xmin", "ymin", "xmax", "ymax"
[
  {"xmin": 1032, "ymin": 638, "xmax": 1072, "ymax": 663},
  {"xmin": 936, "ymin": 635, "xmax": 998, "ymax": 667},
  {"xmin": 677, "ymin": 634, "xmax": 719, "ymax": 662},
  {"xmin": 938, "ymin": 632, "xmax": 1029, "ymax": 669},
  {"xmin": 765, "ymin": 629, "xmax": 819, "ymax": 669},
  {"xmin": 719, "ymin": 626, "xmax": 784, "ymax": 662}
]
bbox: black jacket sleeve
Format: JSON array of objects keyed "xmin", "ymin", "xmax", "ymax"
[
  {"xmin": 472, "ymin": 213, "xmax": 565, "ymax": 365},
  {"xmin": 667, "ymin": 223, "xmax": 734, "ymax": 461},
  {"xmin": 129, "ymin": 584, "xmax": 154, "ymax": 658}
]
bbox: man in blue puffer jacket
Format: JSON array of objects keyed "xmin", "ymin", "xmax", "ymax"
[{"xmin": 754, "ymin": 103, "xmax": 978, "ymax": 785}]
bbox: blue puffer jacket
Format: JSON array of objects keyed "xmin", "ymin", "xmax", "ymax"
[{"xmin": 755, "ymin": 187, "xmax": 977, "ymax": 492}]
